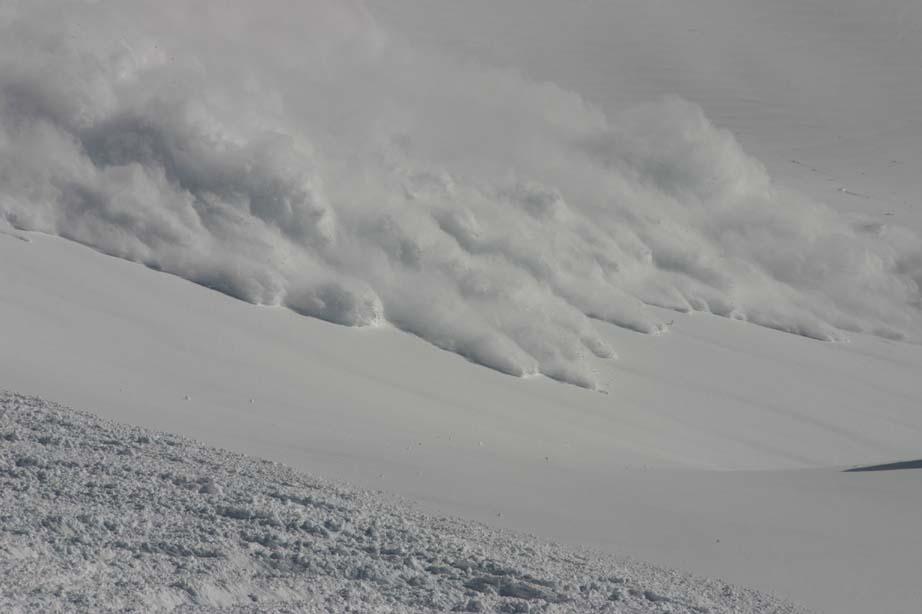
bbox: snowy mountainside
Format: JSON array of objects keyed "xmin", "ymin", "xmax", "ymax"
[
  {"xmin": 0, "ymin": 392, "xmax": 806, "ymax": 613},
  {"xmin": 2, "ymin": 0, "xmax": 921, "ymax": 389},
  {"xmin": 3, "ymin": 230, "xmax": 922, "ymax": 614},
  {"xmin": 3, "ymin": 1, "xmax": 922, "ymax": 613}
]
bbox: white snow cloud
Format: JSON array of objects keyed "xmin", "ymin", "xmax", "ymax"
[{"xmin": 1, "ymin": 0, "xmax": 919, "ymax": 388}]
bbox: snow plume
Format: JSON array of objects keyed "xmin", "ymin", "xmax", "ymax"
[{"xmin": 1, "ymin": 1, "xmax": 920, "ymax": 388}]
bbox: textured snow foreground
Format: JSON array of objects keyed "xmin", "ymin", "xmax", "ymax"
[{"xmin": 0, "ymin": 393, "xmax": 803, "ymax": 614}]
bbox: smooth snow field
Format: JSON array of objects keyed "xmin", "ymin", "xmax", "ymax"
[{"xmin": 2, "ymin": 1, "xmax": 922, "ymax": 613}]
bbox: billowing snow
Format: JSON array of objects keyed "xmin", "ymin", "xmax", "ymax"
[
  {"xmin": 0, "ymin": 392, "xmax": 805, "ymax": 613},
  {"xmin": 2, "ymin": 1, "xmax": 921, "ymax": 388}
]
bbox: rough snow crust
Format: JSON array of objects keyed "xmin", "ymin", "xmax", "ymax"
[
  {"xmin": 2, "ymin": 1, "xmax": 921, "ymax": 388},
  {"xmin": 0, "ymin": 392, "xmax": 805, "ymax": 614}
]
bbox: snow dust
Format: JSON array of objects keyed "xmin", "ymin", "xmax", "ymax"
[{"xmin": 1, "ymin": 1, "xmax": 920, "ymax": 388}]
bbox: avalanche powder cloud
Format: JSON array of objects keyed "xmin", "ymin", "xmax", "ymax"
[{"xmin": 1, "ymin": 0, "xmax": 920, "ymax": 389}]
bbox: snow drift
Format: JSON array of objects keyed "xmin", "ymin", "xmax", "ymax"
[{"xmin": 1, "ymin": 0, "xmax": 920, "ymax": 388}]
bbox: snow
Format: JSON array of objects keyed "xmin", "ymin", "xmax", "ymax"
[
  {"xmin": 370, "ymin": 0, "xmax": 922, "ymax": 235},
  {"xmin": 0, "ymin": 392, "xmax": 805, "ymax": 613},
  {"xmin": 2, "ymin": 1, "xmax": 922, "ymax": 613},
  {"xmin": 2, "ymin": 1, "xmax": 921, "ymax": 388},
  {"xmin": 4, "ymin": 230, "xmax": 922, "ymax": 614}
]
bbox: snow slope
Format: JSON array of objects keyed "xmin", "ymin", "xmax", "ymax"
[
  {"xmin": 3, "ymin": 1, "xmax": 922, "ymax": 613},
  {"xmin": 2, "ymin": 392, "xmax": 806, "ymax": 613},
  {"xmin": 3, "ymin": 231, "xmax": 922, "ymax": 614}
]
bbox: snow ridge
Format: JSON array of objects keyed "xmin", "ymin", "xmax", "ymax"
[
  {"xmin": 0, "ymin": 391, "xmax": 807, "ymax": 613},
  {"xmin": 1, "ymin": 1, "xmax": 920, "ymax": 388}
]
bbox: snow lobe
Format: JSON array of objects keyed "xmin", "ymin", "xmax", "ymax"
[
  {"xmin": 0, "ymin": 391, "xmax": 807, "ymax": 613},
  {"xmin": 1, "ymin": 1, "xmax": 920, "ymax": 389}
]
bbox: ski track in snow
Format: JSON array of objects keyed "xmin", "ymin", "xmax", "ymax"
[{"xmin": 0, "ymin": 391, "xmax": 807, "ymax": 614}]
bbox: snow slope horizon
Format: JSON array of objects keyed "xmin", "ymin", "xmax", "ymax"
[{"xmin": 2, "ymin": 0, "xmax": 921, "ymax": 388}]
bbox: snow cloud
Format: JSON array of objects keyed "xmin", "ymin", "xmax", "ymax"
[{"xmin": 1, "ymin": 0, "xmax": 920, "ymax": 388}]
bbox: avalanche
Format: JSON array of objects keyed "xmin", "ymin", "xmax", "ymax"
[{"xmin": 2, "ymin": 0, "xmax": 920, "ymax": 389}]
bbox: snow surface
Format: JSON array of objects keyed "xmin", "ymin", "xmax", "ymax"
[
  {"xmin": 0, "ymin": 391, "xmax": 805, "ymax": 614},
  {"xmin": 3, "ymin": 1, "xmax": 922, "ymax": 613},
  {"xmin": 4, "ymin": 231, "xmax": 922, "ymax": 614},
  {"xmin": 2, "ymin": 1, "xmax": 921, "ymax": 388}
]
